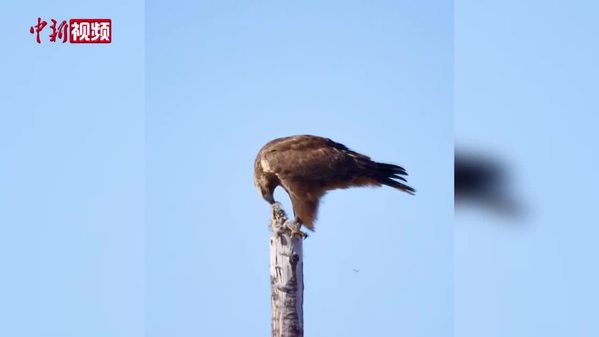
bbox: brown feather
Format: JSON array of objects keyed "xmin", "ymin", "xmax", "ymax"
[{"xmin": 254, "ymin": 135, "xmax": 415, "ymax": 231}]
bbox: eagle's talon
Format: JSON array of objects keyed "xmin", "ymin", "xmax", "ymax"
[
  {"xmin": 285, "ymin": 221, "xmax": 308, "ymax": 239},
  {"xmin": 291, "ymin": 229, "xmax": 308, "ymax": 240}
]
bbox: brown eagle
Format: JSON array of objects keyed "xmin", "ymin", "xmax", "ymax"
[{"xmin": 254, "ymin": 135, "xmax": 415, "ymax": 231}]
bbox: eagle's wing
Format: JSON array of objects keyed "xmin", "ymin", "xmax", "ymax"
[
  {"xmin": 262, "ymin": 135, "xmax": 361, "ymax": 188},
  {"xmin": 262, "ymin": 135, "xmax": 413, "ymax": 192}
]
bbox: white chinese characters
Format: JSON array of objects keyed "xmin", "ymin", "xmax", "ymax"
[{"xmin": 70, "ymin": 19, "xmax": 111, "ymax": 43}]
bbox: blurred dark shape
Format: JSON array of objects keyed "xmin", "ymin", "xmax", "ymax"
[{"xmin": 455, "ymin": 150, "xmax": 522, "ymax": 218}]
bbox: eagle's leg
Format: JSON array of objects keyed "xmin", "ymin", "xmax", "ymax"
[{"xmin": 286, "ymin": 219, "xmax": 308, "ymax": 239}]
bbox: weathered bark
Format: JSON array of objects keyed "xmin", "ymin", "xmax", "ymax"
[{"xmin": 270, "ymin": 203, "xmax": 304, "ymax": 337}]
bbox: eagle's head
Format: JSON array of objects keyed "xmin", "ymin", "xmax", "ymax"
[{"xmin": 254, "ymin": 155, "xmax": 277, "ymax": 204}]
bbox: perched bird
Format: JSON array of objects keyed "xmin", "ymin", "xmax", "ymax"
[{"xmin": 254, "ymin": 135, "xmax": 415, "ymax": 232}]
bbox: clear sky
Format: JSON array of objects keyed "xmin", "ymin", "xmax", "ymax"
[
  {"xmin": 0, "ymin": 1, "xmax": 145, "ymax": 337},
  {"xmin": 146, "ymin": 1, "xmax": 452, "ymax": 336},
  {"xmin": 1, "ymin": 1, "xmax": 597, "ymax": 337}
]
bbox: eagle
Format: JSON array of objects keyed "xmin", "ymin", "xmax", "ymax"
[{"xmin": 254, "ymin": 135, "xmax": 415, "ymax": 233}]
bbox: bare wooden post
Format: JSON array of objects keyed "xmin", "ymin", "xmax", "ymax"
[{"xmin": 270, "ymin": 203, "xmax": 304, "ymax": 337}]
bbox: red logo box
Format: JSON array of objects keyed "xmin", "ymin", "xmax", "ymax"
[{"xmin": 69, "ymin": 19, "xmax": 111, "ymax": 43}]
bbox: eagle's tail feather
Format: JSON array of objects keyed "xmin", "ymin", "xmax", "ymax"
[
  {"xmin": 377, "ymin": 162, "xmax": 408, "ymax": 176},
  {"xmin": 379, "ymin": 177, "xmax": 416, "ymax": 195},
  {"xmin": 370, "ymin": 162, "xmax": 416, "ymax": 195}
]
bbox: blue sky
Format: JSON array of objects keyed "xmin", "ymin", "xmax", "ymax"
[
  {"xmin": 1, "ymin": 1, "xmax": 598, "ymax": 337},
  {"xmin": 0, "ymin": 1, "xmax": 145, "ymax": 337},
  {"xmin": 146, "ymin": 1, "xmax": 452, "ymax": 336}
]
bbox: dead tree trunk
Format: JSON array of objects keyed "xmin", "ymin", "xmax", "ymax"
[{"xmin": 270, "ymin": 203, "xmax": 304, "ymax": 337}]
